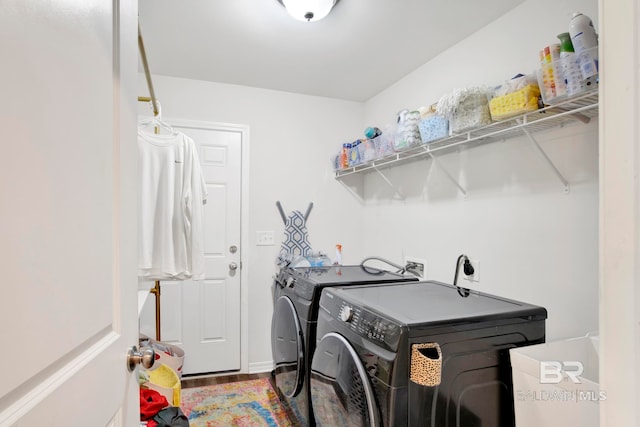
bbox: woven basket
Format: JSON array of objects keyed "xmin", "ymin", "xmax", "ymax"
[{"xmin": 410, "ymin": 343, "xmax": 442, "ymax": 387}]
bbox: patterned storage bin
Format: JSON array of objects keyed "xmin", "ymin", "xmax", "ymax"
[
  {"xmin": 537, "ymin": 46, "xmax": 598, "ymax": 105},
  {"xmin": 373, "ymin": 134, "xmax": 395, "ymax": 159},
  {"xmin": 332, "ymin": 153, "xmax": 341, "ymax": 171},
  {"xmin": 348, "ymin": 140, "xmax": 361, "ymax": 167},
  {"xmin": 437, "ymin": 87, "xmax": 493, "ymax": 134},
  {"xmin": 410, "ymin": 343, "xmax": 442, "ymax": 387},
  {"xmin": 360, "ymin": 139, "xmax": 377, "ymax": 163},
  {"xmin": 418, "ymin": 115, "xmax": 449, "ymax": 143},
  {"xmin": 336, "ymin": 143, "xmax": 350, "ymax": 169},
  {"xmin": 450, "ymin": 93, "xmax": 492, "ymax": 133},
  {"xmin": 394, "ymin": 109, "xmax": 421, "ymax": 149}
]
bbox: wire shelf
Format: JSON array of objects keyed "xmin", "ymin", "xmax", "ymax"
[{"xmin": 335, "ymin": 90, "xmax": 598, "ymax": 179}]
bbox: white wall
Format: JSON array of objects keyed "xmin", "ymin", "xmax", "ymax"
[
  {"xmin": 360, "ymin": 0, "xmax": 599, "ymax": 341},
  {"xmin": 137, "ymin": 75, "xmax": 365, "ymax": 369}
]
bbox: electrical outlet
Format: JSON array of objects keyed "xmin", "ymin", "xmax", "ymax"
[
  {"xmin": 462, "ymin": 259, "xmax": 480, "ymax": 282},
  {"xmin": 404, "ymin": 257, "xmax": 427, "ymax": 278},
  {"xmin": 256, "ymin": 231, "xmax": 275, "ymax": 246}
]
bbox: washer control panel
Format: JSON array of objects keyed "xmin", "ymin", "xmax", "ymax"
[{"xmin": 337, "ymin": 301, "xmax": 400, "ymax": 351}]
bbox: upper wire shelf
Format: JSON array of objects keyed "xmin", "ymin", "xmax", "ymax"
[{"xmin": 335, "ymin": 90, "xmax": 599, "ymax": 179}]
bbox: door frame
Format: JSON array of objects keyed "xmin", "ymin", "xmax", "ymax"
[
  {"xmin": 167, "ymin": 118, "xmax": 251, "ymax": 373},
  {"xmin": 598, "ymin": 0, "xmax": 640, "ymax": 425}
]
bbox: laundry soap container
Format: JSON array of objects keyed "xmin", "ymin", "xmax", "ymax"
[{"xmin": 509, "ymin": 334, "xmax": 601, "ymax": 427}]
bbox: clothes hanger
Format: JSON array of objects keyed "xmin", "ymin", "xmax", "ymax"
[{"xmin": 138, "ymin": 100, "xmax": 176, "ymax": 136}]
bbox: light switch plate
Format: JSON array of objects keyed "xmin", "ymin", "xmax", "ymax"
[{"xmin": 256, "ymin": 231, "xmax": 275, "ymax": 246}]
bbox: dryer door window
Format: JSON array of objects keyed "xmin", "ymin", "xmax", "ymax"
[
  {"xmin": 273, "ymin": 296, "xmax": 304, "ymax": 398},
  {"xmin": 310, "ymin": 332, "xmax": 380, "ymax": 427}
]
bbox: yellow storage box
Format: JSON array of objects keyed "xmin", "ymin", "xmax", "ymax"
[{"xmin": 489, "ymin": 83, "xmax": 541, "ymax": 121}]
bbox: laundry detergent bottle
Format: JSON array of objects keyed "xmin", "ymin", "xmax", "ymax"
[{"xmin": 569, "ymin": 12, "xmax": 599, "ymax": 84}]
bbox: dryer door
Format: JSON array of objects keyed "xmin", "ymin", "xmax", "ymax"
[
  {"xmin": 273, "ymin": 295, "xmax": 304, "ymax": 398},
  {"xmin": 310, "ymin": 332, "xmax": 380, "ymax": 427}
]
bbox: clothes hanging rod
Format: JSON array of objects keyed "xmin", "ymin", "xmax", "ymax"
[
  {"xmin": 138, "ymin": 23, "xmax": 159, "ymax": 117},
  {"xmin": 139, "ymin": 23, "xmax": 161, "ymax": 341}
]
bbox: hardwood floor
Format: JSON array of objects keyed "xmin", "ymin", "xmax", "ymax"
[{"xmin": 181, "ymin": 371, "xmax": 272, "ymax": 389}]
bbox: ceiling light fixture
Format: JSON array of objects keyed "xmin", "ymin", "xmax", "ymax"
[{"xmin": 277, "ymin": 0, "xmax": 339, "ymax": 22}]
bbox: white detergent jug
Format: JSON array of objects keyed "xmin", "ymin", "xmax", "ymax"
[{"xmin": 569, "ymin": 12, "xmax": 598, "ymax": 81}]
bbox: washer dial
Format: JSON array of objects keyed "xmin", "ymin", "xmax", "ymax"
[{"xmin": 340, "ymin": 305, "xmax": 353, "ymax": 322}]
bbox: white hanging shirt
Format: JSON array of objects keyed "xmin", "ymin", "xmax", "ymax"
[{"xmin": 137, "ymin": 128, "xmax": 208, "ymax": 280}]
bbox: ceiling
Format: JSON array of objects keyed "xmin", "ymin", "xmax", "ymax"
[{"xmin": 138, "ymin": 0, "xmax": 525, "ymax": 102}]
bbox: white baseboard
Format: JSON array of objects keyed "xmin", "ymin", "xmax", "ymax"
[{"xmin": 249, "ymin": 360, "xmax": 273, "ymax": 374}]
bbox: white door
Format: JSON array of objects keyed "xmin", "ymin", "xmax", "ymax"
[
  {"xmin": 140, "ymin": 122, "xmax": 244, "ymax": 375},
  {"xmin": 0, "ymin": 2, "xmax": 139, "ymax": 427}
]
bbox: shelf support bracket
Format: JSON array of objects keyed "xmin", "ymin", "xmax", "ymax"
[
  {"xmin": 427, "ymin": 153, "xmax": 467, "ymax": 197},
  {"xmin": 520, "ymin": 123, "xmax": 570, "ymax": 193},
  {"xmin": 373, "ymin": 166, "xmax": 405, "ymax": 200},
  {"xmin": 337, "ymin": 178, "xmax": 365, "ymax": 203}
]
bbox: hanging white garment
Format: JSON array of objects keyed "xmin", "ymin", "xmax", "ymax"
[{"xmin": 137, "ymin": 126, "xmax": 208, "ymax": 280}]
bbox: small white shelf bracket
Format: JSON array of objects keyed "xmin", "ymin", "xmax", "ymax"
[
  {"xmin": 373, "ymin": 165, "xmax": 405, "ymax": 200},
  {"xmin": 519, "ymin": 122, "xmax": 570, "ymax": 193},
  {"xmin": 427, "ymin": 152, "xmax": 467, "ymax": 197}
]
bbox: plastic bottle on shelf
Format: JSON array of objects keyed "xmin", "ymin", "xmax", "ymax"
[
  {"xmin": 333, "ymin": 244, "xmax": 342, "ymax": 265},
  {"xmin": 569, "ymin": 12, "xmax": 599, "ymax": 84},
  {"xmin": 339, "ymin": 143, "xmax": 349, "ymax": 169},
  {"xmin": 557, "ymin": 32, "xmax": 584, "ymax": 95}
]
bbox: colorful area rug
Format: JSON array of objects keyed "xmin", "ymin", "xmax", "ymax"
[{"xmin": 181, "ymin": 378, "xmax": 293, "ymax": 426}]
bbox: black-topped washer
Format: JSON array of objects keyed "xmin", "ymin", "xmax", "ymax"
[{"xmin": 271, "ymin": 265, "xmax": 418, "ymax": 426}]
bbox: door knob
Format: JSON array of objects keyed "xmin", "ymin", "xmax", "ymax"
[
  {"xmin": 229, "ymin": 262, "xmax": 238, "ymax": 271},
  {"xmin": 127, "ymin": 345, "xmax": 155, "ymax": 372}
]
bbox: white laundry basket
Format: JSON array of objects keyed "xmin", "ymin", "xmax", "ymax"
[
  {"xmin": 509, "ymin": 334, "xmax": 601, "ymax": 427},
  {"xmin": 139, "ymin": 334, "xmax": 185, "ymax": 378}
]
